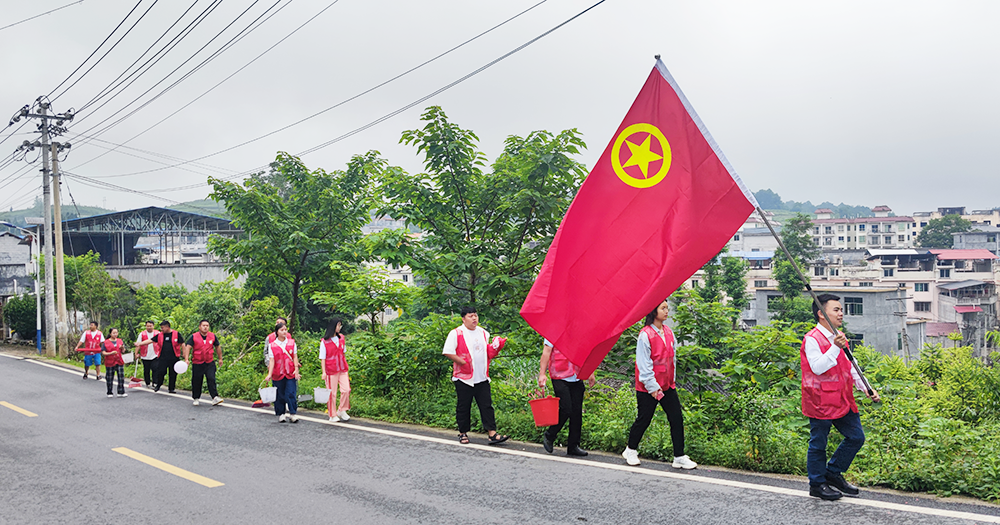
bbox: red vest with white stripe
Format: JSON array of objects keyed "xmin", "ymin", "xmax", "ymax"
[
  {"xmin": 452, "ymin": 327, "xmax": 489, "ymax": 381},
  {"xmin": 548, "ymin": 346, "xmax": 580, "ymax": 380},
  {"xmin": 103, "ymin": 338, "xmax": 124, "ymax": 367},
  {"xmin": 800, "ymin": 327, "xmax": 858, "ymax": 420},
  {"xmin": 83, "ymin": 331, "xmax": 103, "ymax": 355},
  {"xmin": 634, "ymin": 325, "xmax": 676, "ymax": 392},
  {"xmin": 190, "ymin": 332, "xmax": 217, "ymax": 364},
  {"xmin": 270, "ymin": 337, "xmax": 297, "ymax": 380},
  {"xmin": 322, "ymin": 335, "xmax": 348, "ymax": 374},
  {"xmin": 156, "ymin": 330, "xmax": 182, "ymax": 358}
]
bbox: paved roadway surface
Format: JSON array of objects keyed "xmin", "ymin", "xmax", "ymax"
[{"xmin": 2, "ymin": 352, "xmax": 1000, "ymax": 525}]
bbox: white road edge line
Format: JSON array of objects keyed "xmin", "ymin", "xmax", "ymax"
[
  {"xmin": 0, "ymin": 353, "xmax": 26, "ymax": 360},
  {"xmin": 6, "ymin": 354, "xmax": 999, "ymax": 523}
]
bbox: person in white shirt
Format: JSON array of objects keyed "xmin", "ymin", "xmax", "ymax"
[
  {"xmin": 442, "ymin": 306, "xmax": 508, "ymax": 445},
  {"xmin": 75, "ymin": 322, "xmax": 105, "ymax": 381},
  {"xmin": 134, "ymin": 321, "xmax": 160, "ymax": 387}
]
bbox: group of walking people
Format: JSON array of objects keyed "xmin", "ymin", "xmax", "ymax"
[{"xmin": 73, "ymin": 294, "xmax": 879, "ymax": 500}]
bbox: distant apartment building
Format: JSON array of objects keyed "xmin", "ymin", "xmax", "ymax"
[
  {"xmin": 911, "ymin": 206, "xmax": 1000, "ymax": 242},
  {"xmin": 811, "ymin": 205, "xmax": 916, "ymax": 250},
  {"xmin": 953, "ymin": 225, "xmax": 1000, "ymax": 256}
]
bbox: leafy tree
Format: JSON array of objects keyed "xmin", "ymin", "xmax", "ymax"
[
  {"xmin": 696, "ymin": 249, "xmax": 750, "ymax": 325},
  {"xmin": 771, "ymin": 213, "xmax": 817, "ymax": 323},
  {"xmin": 916, "ymin": 215, "xmax": 973, "ymax": 248},
  {"xmin": 312, "ymin": 263, "xmax": 413, "ymax": 334},
  {"xmin": 208, "ymin": 152, "xmax": 379, "ymax": 332},
  {"xmin": 369, "ymin": 106, "xmax": 587, "ymax": 328},
  {"xmin": 3, "ymin": 293, "xmax": 38, "ymax": 341}
]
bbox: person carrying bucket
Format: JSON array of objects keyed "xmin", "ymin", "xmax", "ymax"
[
  {"xmin": 319, "ymin": 318, "xmax": 350, "ymax": 422},
  {"xmin": 75, "ymin": 321, "xmax": 104, "ymax": 381},
  {"xmin": 183, "ymin": 320, "xmax": 224, "ymax": 407},
  {"xmin": 266, "ymin": 322, "xmax": 300, "ymax": 423},
  {"xmin": 101, "ymin": 328, "xmax": 127, "ymax": 398},
  {"xmin": 537, "ymin": 338, "xmax": 595, "ymax": 456},
  {"xmin": 442, "ymin": 306, "xmax": 509, "ymax": 445},
  {"xmin": 621, "ymin": 299, "xmax": 697, "ymax": 470}
]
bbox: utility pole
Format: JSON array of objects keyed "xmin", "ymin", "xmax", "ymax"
[
  {"xmin": 52, "ymin": 142, "xmax": 70, "ymax": 356},
  {"xmin": 10, "ymin": 98, "xmax": 74, "ymax": 358}
]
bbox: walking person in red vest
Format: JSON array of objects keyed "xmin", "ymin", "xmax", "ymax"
[
  {"xmin": 265, "ymin": 322, "xmax": 300, "ymax": 423},
  {"xmin": 442, "ymin": 306, "xmax": 508, "ymax": 445},
  {"xmin": 144, "ymin": 321, "xmax": 183, "ymax": 393},
  {"xmin": 537, "ymin": 338, "xmax": 596, "ymax": 456},
  {"xmin": 622, "ymin": 300, "xmax": 697, "ymax": 469},
  {"xmin": 802, "ymin": 294, "xmax": 880, "ymax": 500},
  {"xmin": 183, "ymin": 320, "xmax": 224, "ymax": 407},
  {"xmin": 319, "ymin": 318, "xmax": 350, "ymax": 422},
  {"xmin": 75, "ymin": 321, "xmax": 104, "ymax": 380},
  {"xmin": 133, "ymin": 321, "xmax": 159, "ymax": 387},
  {"xmin": 100, "ymin": 328, "xmax": 128, "ymax": 398}
]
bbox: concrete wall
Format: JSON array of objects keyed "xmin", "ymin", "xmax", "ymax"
[
  {"xmin": 104, "ymin": 264, "xmax": 245, "ymax": 292},
  {"xmin": 0, "ymin": 234, "xmax": 33, "ymax": 295}
]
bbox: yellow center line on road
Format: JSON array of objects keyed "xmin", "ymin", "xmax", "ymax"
[
  {"xmin": 0, "ymin": 401, "xmax": 38, "ymax": 417},
  {"xmin": 112, "ymin": 447, "xmax": 224, "ymax": 488}
]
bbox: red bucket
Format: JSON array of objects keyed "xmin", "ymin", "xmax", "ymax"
[{"xmin": 529, "ymin": 396, "xmax": 560, "ymax": 427}]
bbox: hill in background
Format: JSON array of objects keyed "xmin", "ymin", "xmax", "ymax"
[{"xmin": 753, "ymin": 189, "xmax": 873, "ymax": 219}]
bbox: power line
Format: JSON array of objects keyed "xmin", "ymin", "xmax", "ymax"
[
  {"xmin": 0, "ymin": 1, "xmax": 85, "ymax": 32},
  {"xmin": 78, "ymin": 0, "xmax": 549, "ymax": 179},
  {"xmin": 47, "ymin": 0, "xmax": 145, "ymax": 100}
]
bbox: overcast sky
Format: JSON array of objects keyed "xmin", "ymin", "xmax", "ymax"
[{"xmin": 2, "ymin": 0, "xmax": 998, "ymax": 216}]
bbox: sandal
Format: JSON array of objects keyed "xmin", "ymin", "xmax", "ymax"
[
  {"xmin": 458, "ymin": 433, "xmax": 470, "ymax": 444},
  {"xmin": 487, "ymin": 433, "xmax": 509, "ymax": 445}
]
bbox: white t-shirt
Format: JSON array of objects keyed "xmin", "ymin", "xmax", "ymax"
[
  {"xmin": 442, "ymin": 325, "xmax": 490, "ymax": 386},
  {"xmin": 136, "ymin": 330, "xmax": 159, "ymax": 360},
  {"xmin": 79, "ymin": 330, "xmax": 104, "ymax": 346},
  {"xmin": 265, "ymin": 337, "xmax": 296, "ymax": 359}
]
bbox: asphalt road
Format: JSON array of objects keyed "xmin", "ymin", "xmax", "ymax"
[{"xmin": 2, "ymin": 352, "xmax": 999, "ymax": 525}]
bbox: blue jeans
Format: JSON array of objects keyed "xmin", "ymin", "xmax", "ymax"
[
  {"xmin": 273, "ymin": 378, "xmax": 297, "ymax": 416},
  {"xmin": 808, "ymin": 410, "xmax": 865, "ymax": 486}
]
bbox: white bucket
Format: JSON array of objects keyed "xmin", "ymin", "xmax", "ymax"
[
  {"xmin": 173, "ymin": 361, "xmax": 188, "ymax": 374},
  {"xmin": 314, "ymin": 387, "xmax": 331, "ymax": 404},
  {"xmin": 122, "ymin": 353, "xmax": 135, "ymax": 364},
  {"xmin": 259, "ymin": 386, "xmax": 277, "ymax": 403}
]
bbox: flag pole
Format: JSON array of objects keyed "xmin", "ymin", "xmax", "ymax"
[{"xmin": 754, "ymin": 207, "xmax": 875, "ymax": 396}]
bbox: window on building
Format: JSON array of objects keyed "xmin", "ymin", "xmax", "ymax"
[
  {"xmin": 848, "ymin": 333, "xmax": 864, "ymax": 348},
  {"xmin": 884, "ymin": 268, "xmax": 894, "ymax": 277},
  {"xmin": 898, "ymin": 235, "xmax": 906, "ymax": 242},
  {"xmin": 844, "ymin": 297, "xmax": 864, "ymax": 315},
  {"xmin": 402, "ymin": 274, "xmax": 409, "ymax": 282},
  {"xmin": 989, "ymin": 235, "xmax": 997, "ymax": 243},
  {"xmin": 940, "ymin": 269, "xmax": 951, "ymax": 278},
  {"xmin": 915, "ymin": 282, "xmax": 929, "ymax": 292},
  {"xmin": 824, "ymin": 237, "xmax": 833, "ymax": 246},
  {"xmin": 858, "ymin": 224, "xmax": 866, "ymax": 232},
  {"xmin": 733, "ymin": 234, "xmax": 740, "ymax": 241},
  {"xmin": 858, "ymin": 235, "xmax": 866, "ymax": 243},
  {"xmin": 814, "ymin": 227, "xmax": 820, "ymax": 234},
  {"xmin": 691, "ymin": 279, "xmax": 699, "ymax": 287},
  {"xmin": 754, "ymin": 280, "xmax": 768, "ymax": 287},
  {"xmin": 824, "ymin": 226, "xmax": 833, "ymax": 234},
  {"xmin": 814, "ymin": 238, "xmax": 821, "ymax": 245},
  {"xmin": 766, "ymin": 294, "xmax": 782, "ymax": 311},
  {"xmin": 859, "ymin": 281, "xmax": 873, "ymax": 287},
  {"xmin": 914, "ymin": 301, "xmax": 931, "ymax": 312},
  {"xmin": 830, "ymin": 268, "xmax": 839, "ymax": 276},
  {"xmin": 871, "ymin": 225, "xmax": 879, "ymax": 233},
  {"xmin": 847, "ymin": 236, "xmax": 852, "ymax": 242},
  {"xmin": 843, "ymin": 282, "xmax": 851, "ymax": 286},
  {"xmin": 837, "ymin": 225, "xmax": 845, "ymax": 232},
  {"xmin": 838, "ymin": 236, "xmax": 845, "ymax": 242},
  {"xmin": 885, "ymin": 236, "xmax": 893, "ymax": 244},
  {"xmin": 814, "ymin": 267, "xmax": 825, "ymax": 276},
  {"xmin": 920, "ymin": 222, "xmax": 927, "ymax": 227}
]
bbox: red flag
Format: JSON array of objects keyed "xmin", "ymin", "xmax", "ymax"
[{"xmin": 521, "ymin": 59, "xmax": 758, "ymax": 379}]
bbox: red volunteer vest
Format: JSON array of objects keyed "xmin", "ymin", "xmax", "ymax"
[
  {"xmin": 322, "ymin": 335, "xmax": 348, "ymax": 374},
  {"xmin": 103, "ymin": 338, "xmax": 124, "ymax": 367},
  {"xmin": 800, "ymin": 327, "xmax": 858, "ymax": 420},
  {"xmin": 83, "ymin": 331, "xmax": 103, "ymax": 355},
  {"xmin": 548, "ymin": 347, "xmax": 580, "ymax": 380},
  {"xmin": 190, "ymin": 332, "xmax": 217, "ymax": 364},
  {"xmin": 270, "ymin": 337, "xmax": 297, "ymax": 380},
  {"xmin": 156, "ymin": 330, "xmax": 182, "ymax": 358},
  {"xmin": 452, "ymin": 327, "xmax": 490, "ymax": 381},
  {"xmin": 635, "ymin": 325, "xmax": 676, "ymax": 392},
  {"xmin": 139, "ymin": 330, "xmax": 159, "ymax": 359}
]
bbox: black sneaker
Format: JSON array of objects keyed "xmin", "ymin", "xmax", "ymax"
[
  {"xmin": 168, "ymin": 390, "xmax": 177, "ymax": 394},
  {"xmin": 152, "ymin": 384, "xmax": 161, "ymax": 392},
  {"xmin": 825, "ymin": 472, "xmax": 860, "ymax": 497},
  {"xmin": 83, "ymin": 373, "xmax": 88, "ymax": 380},
  {"xmin": 809, "ymin": 483, "xmax": 843, "ymax": 501},
  {"xmin": 542, "ymin": 434, "xmax": 554, "ymax": 453},
  {"xmin": 567, "ymin": 445, "xmax": 589, "ymax": 457}
]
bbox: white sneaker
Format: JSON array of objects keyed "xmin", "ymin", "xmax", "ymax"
[
  {"xmin": 120, "ymin": 393, "xmax": 128, "ymax": 398},
  {"xmin": 193, "ymin": 399, "xmax": 200, "ymax": 406},
  {"xmin": 279, "ymin": 414, "xmax": 287, "ymax": 423},
  {"xmin": 288, "ymin": 414, "xmax": 299, "ymax": 423},
  {"xmin": 329, "ymin": 416, "xmax": 341, "ymax": 422},
  {"xmin": 622, "ymin": 448, "xmax": 640, "ymax": 466},
  {"xmin": 107, "ymin": 394, "xmax": 114, "ymax": 398},
  {"xmin": 337, "ymin": 411, "xmax": 350, "ymax": 421},
  {"xmin": 672, "ymin": 455, "xmax": 698, "ymax": 469},
  {"xmin": 212, "ymin": 396, "xmax": 223, "ymax": 406}
]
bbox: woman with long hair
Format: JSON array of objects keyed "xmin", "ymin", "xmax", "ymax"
[
  {"xmin": 100, "ymin": 328, "xmax": 127, "ymax": 398},
  {"xmin": 265, "ymin": 322, "xmax": 300, "ymax": 423},
  {"xmin": 320, "ymin": 318, "xmax": 351, "ymax": 422},
  {"xmin": 621, "ymin": 299, "xmax": 696, "ymax": 469}
]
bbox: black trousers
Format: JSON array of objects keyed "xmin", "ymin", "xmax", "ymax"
[
  {"xmin": 545, "ymin": 379, "xmax": 585, "ymax": 448},
  {"xmin": 141, "ymin": 359, "xmax": 155, "ymax": 385},
  {"xmin": 454, "ymin": 380, "xmax": 496, "ymax": 434},
  {"xmin": 105, "ymin": 364, "xmax": 125, "ymax": 395},
  {"xmin": 627, "ymin": 388, "xmax": 685, "ymax": 456},
  {"xmin": 153, "ymin": 354, "xmax": 178, "ymax": 391},
  {"xmin": 191, "ymin": 362, "xmax": 218, "ymax": 399}
]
